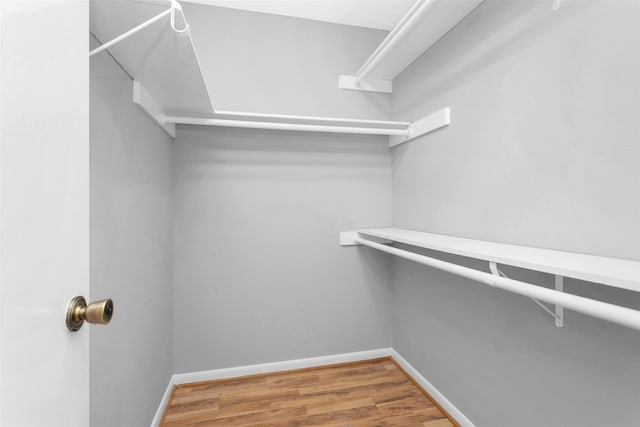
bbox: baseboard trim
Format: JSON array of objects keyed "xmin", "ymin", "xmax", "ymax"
[
  {"xmin": 151, "ymin": 348, "xmax": 474, "ymax": 427},
  {"xmin": 172, "ymin": 348, "xmax": 393, "ymax": 385},
  {"xmin": 150, "ymin": 375, "xmax": 175, "ymax": 427},
  {"xmin": 390, "ymin": 349, "xmax": 476, "ymax": 427}
]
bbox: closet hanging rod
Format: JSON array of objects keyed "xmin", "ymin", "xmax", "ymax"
[
  {"xmin": 90, "ymin": 9, "xmax": 170, "ymax": 57},
  {"xmin": 354, "ymin": 236, "xmax": 640, "ymax": 332},
  {"xmin": 164, "ymin": 116, "xmax": 411, "ymax": 136},
  {"xmin": 89, "ymin": 0, "xmax": 189, "ymax": 57},
  {"xmin": 341, "ymin": 0, "xmax": 484, "ymax": 92},
  {"xmin": 213, "ymin": 110, "xmax": 411, "ymax": 128},
  {"xmin": 355, "ymin": 0, "xmax": 428, "ymax": 83}
]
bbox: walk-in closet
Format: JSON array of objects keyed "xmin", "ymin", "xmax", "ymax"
[{"xmin": 2, "ymin": 1, "xmax": 640, "ymax": 426}]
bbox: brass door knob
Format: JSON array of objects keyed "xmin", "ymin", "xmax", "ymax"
[{"xmin": 66, "ymin": 296, "xmax": 114, "ymax": 331}]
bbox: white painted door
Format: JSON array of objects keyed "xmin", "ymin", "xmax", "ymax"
[{"xmin": 1, "ymin": 1, "xmax": 91, "ymax": 426}]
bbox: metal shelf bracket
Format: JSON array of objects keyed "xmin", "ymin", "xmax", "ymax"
[{"xmin": 489, "ymin": 261, "xmax": 564, "ymax": 327}]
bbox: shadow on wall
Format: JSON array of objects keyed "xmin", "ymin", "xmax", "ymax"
[{"xmin": 175, "ymin": 125, "xmax": 392, "ymax": 179}]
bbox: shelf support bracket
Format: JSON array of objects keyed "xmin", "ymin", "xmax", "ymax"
[
  {"xmin": 388, "ymin": 107, "xmax": 450, "ymax": 147},
  {"xmin": 489, "ymin": 261, "xmax": 564, "ymax": 327},
  {"xmin": 338, "ymin": 75, "xmax": 393, "ymax": 94},
  {"xmin": 554, "ymin": 275, "xmax": 564, "ymax": 327},
  {"xmin": 133, "ymin": 81, "xmax": 176, "ymax": 138}
]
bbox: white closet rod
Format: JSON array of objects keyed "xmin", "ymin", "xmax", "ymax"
[
  {"xmin": 165, "ymin": 116, "xmax": 411, "ymax": 136},
  {"xmin": 90, "ymin": 9, "xmax": 171, "ymax": 57},
  {"xmin": 354, "ymin": 236, "xmax": 640, "ymax": 331},
  {"xmin": 355, "ymin": 0, "xmax": 431, "ymax": 82},
  {"xmin": 214, "ymin": 110, "xmax": 411, "ymax": 128},
  {"xmin": 90, "ymin": 0, "xmax": 188, "ymax": 57}
]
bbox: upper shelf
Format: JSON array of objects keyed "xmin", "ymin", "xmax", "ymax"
[
  {"xmin": 339, "ymin": 0, "xmax": 484, "ymax": 93},
  {"xmin": 90, "ymin": 0, "xmax": 214, "ymax": 116},
  {"xmin": 90, "ymin": 0, "xmax": 452, "ymax": 144},
  {"xmin": 350, "ymin": 228, "xmax": 640, "ymax": 293}
]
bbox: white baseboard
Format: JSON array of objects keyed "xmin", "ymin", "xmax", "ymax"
[
  {"xmin": 390, "ymin": 349, "xmax": 476, "ymax": 427},
  {"xmin": 151, "ymin": 348, "xmax": 473, "ymax": 427},
  {"xmin": 150, "ymin": 375, "xmax": 175, "ymax": 427},
  {"xmin": 172, "ymin": 348, "xmax": 393, "ymax": 385}
]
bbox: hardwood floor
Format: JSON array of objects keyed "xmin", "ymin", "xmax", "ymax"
[{"xmin": 161, "ymin": 358, "xmax": 458, "ymax": 426}]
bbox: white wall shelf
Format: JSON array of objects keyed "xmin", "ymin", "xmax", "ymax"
[
  {"xmin": 92, "ymin": 1, "xmax": 453, "ymax": 145},
  {"xmin": 348, "ymin": 228, "xmax": 640, "ymax": 293},
  {"xmin": 91, "ymin": 0, "xmax": 215, "ymax": 116},
  {"xmin": 211, "ymin": 110, "xmax": 410, "ymax": 129},
  {"xmin": 133, "ymin": 81, "xmax": 176, "ymax": 137},
  {"xmin": 340, "ymin": 0, "xmax": 484, "ymax": 93},
  {"xmin": 389, "ymin": 108, "xmax": 450, "ymax": 146},
  {"xmin": 164, "ymin": 113, "xmax": 411, "ymax": 137},
  {"xmin": 133, "ymin": 78, "xmax": 448, "ymax": 144},
  {"xmin": 91, "ymin": 1, "xmax": 413, "ymax": 140},
  {"xmin": 341, "ymin": 228, "xmax": 640, "ymax": 331}
]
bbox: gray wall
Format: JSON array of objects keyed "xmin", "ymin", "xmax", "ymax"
[
  {"xmin": 183, "ymin": 4, "xmax": 391, "ymax": 119},
  {"xmin": 172, "ymin": 126, "xmax": 392, "ymax": 373},
  {"xmin": 90, "ymin": 37, "xmax": 173, "ymax": 427},
  {"xmin": 390, "ymin": 1, "xmax": 640, "ymax": 426}
]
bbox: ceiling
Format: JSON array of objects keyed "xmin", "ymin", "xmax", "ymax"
[{"xmin": 182, "ymin": 0, "xmax": 416, "ymax": 31}]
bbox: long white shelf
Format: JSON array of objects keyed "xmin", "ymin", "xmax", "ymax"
[
  {"xmin": 340, "ymin": 0, "xmax": 484, "ymax": 93},
  {"xmin": 211, "ymin": 110, "xmax": 410, "ymax": 129},
  {"xmin": 350, "ymin": 228, "xmax": 640, "ymax": 293},
  {"xmin": 93, "ymin": 1, "xmax": 452, "ymax": 144},
  {"xmin": 165, "ymin": 115, "xmax": 410, "ymax": 136},
  {"xmin": 91, "ymin": 0, "xmax": 214, "ymax": 117},
  {"xmin": 92, "ymin": 1, "xmax": 414, "ymax": 139}
]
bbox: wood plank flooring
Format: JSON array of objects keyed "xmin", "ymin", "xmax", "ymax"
[{"xmin": 161, "ymin": 358, "xmax": 458, "ymax": 426}]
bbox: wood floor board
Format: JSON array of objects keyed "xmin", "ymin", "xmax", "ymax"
[
  {"xmin": 372, "ymin": 386, "xmax": 429, "ymax": 406},
  {"xmin": 305, "ymin": 396, "xmax": 377, "ymax": 416},
  {"xmin": 294, "ymin": 405, "xmax": 381, "ymax": 426},
  {"xmin": 163, "ymin": 406, "xmax": 220, "ymax": 425},
  {"xmin": 424, "ymin": 418, "xmax": 456, "ymax": 427},
  {"xmin": 388, "ymin": 359, "xmax": 461, "ymax": 427},
  {"xmin": 264, "ymin": 374, "xmax": 322, "ymax": 389},
  {"xmin": 161, "ymin": 358, "xmax": 458, "ymax": 426},
  {"xmin": 171, "ymin": 390, "xmax": 222, "ymax": 405},
  {"xmin": 270, "ymin": 391, "xmax": 367, "ymax": 412},
  {"xmin": 376, "ymin": 396, "xmax": 436, "ymax": 416},
  {"xmin": 296, "ymin": 373, "xmax": 408, "ymax": 396},
  {"xmin": 218, "ymin": 389, "xmax": 301, "ymax": 417},
  {"xmin": 166, "ymin": 398, "xmax": 220, "ymax": 415}
]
